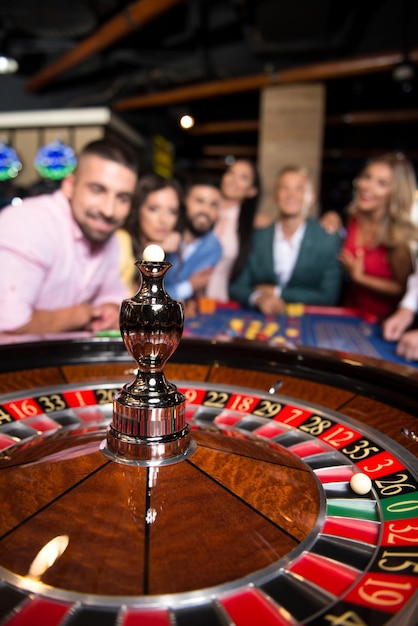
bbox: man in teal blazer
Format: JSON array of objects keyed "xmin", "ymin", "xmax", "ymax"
[{"xmin": 229, "ymin": 165, "xmax": 343, "ymax": 314}]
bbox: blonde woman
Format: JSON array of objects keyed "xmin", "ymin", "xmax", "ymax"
[{"xmin": 337, "ymin": 153, "xmax": 417, "ymax": 320}]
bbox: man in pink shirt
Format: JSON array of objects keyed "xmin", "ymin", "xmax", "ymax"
[{"xmin": 0, "ymin": 138, "xmax": 138, "ymax": 334}]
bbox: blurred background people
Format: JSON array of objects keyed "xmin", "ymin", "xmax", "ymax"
[
  {"xmin": 205, "ymin": 158, "xmax": 261, "ymax": 302},
  {"xmin": 336, "ymin": 152, "xmax": 417, "ymax": 321},
  {"xmin": 0, "ymin": 138, "xmax": 139, "ymax": 334},
  {"xmin": 165, "ymin": 178, "xmax": 222, "ymax": 302},
  {"xmin": 119, "ymin": 172, "xmax": 183, "ymax": 293},
  {"xmin": 229, "ymin": 165, "xmax": 343, "ymax": 314}
]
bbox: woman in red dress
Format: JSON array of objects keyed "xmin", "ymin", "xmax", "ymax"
[{"xmin": 339, "ymin": 152, "xmax": 417, "ymax": 321}]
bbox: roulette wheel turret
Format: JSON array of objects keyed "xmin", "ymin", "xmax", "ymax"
[{"xmin": 103, "ymin": 254, "xmax": 193, "ymax": 464}]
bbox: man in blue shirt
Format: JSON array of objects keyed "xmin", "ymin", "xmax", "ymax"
[{"xmin": 165, "ymin": 179, "xmax": 222, "ymax": 301}]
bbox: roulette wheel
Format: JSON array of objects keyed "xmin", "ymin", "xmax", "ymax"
[{"xmin": 0, "ymin": 257, "xmax": 417, "ymax": 626}]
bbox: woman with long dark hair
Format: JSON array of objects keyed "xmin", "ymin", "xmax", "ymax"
[
  {"xmin": 118, "ymin": 172, "xmax": 183, "ymax": 293},
  {"xmin": 205, "ymin": 158, "xmax": 261, "ymax": 302}
]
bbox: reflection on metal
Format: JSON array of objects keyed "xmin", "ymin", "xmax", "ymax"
[
  {"xmin": 268, "ymin": 380, "xmax": 283, "ymax": 394},
  {"xmin": 401, "ymin": 427, "xmax": 418, "ymax": 443}
]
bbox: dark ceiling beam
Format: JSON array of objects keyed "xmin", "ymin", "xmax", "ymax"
[
  {"xmin": 25, "ymin": 0, "xmax": 185, "ymax": 92},
  {"xmin": 278, "ymin": 49, "xmax": 418, "ymax": 83},
  {"xmin": 187, "ymin": 108, "xmax": 418, "ymax": 137},
  {"xmin": 192, "ymin": 158, "xmax": 231, "ymax": 171},
  {"xmin": 189, "ymin": 120, "xmax": 259, "ymax": 135},
  {"xmin": 202, "ymin": 145, "xmax": 258, "ymax": 157},
  {"xmin": 327, "ymin": 109, "xmax": 418, "ymax": 125},
  {"xmin": 323, "ymin": 147, "xmax": 418, "ymax": 160},
  {"xmin": 113, "ymin": 48, "xmax": 418, "ymax": 111},
  {"xmin": 115, "ymin": 74, "xmax": 273, "ymax": 110}
]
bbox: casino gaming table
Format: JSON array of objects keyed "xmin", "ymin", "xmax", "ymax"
[
  {"xmin": 183, "ymin": 304, "xmax": 418, "ymax": 368},
  {"xmin": 0, "ymin": 331, "xmax": 417, "ymax": 626}
]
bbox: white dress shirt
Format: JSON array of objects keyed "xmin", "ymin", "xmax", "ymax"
[{"xmin": 273, "ymin": 220, "xmax": 306, "ymax": 294}]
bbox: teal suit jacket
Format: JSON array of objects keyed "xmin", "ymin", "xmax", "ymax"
[{"xmin": 229, "ymin": 218, "xmax": 343, "ymax": 307}]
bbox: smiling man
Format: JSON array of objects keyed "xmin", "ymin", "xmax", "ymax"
[
  {"xmin": 164, "ymin": 178, "xmax": 222, "ymax": 302},
  {"xmin": 0, "ymin": 138, "xmax": 139, "ymax": 334},
  {"xmin": 229, "ymin": 165, "xmax": 343, "ymax": 313}
]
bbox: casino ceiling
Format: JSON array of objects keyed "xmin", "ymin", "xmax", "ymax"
[{"xmin": 1, "ymin": 0, "xmax": 418, "ymax": 207}]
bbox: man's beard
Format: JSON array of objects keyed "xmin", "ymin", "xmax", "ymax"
[
  {"xmin": 80, "ymin": 211, "xmax": 119, "ymax": 244},
  {"xmin": 186, "ymin": 214, "xmax": 215, "ymax": 238}
]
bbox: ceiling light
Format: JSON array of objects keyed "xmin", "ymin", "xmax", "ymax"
[
  {"xmin": 0, "ymin": 54, "xmax": 19, "ymax": 74},
  {"xmin": 392, "ymin": 60, "xmax": 415, "ymax": 93},
  {"xmin": 180, "ymin": 114, "xmax": 194, "ymax": 130}
]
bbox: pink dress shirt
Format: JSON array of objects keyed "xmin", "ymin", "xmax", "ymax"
[{"xmin": 0, "ymin": 190, "xmax": 128, "ymax": 332}]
